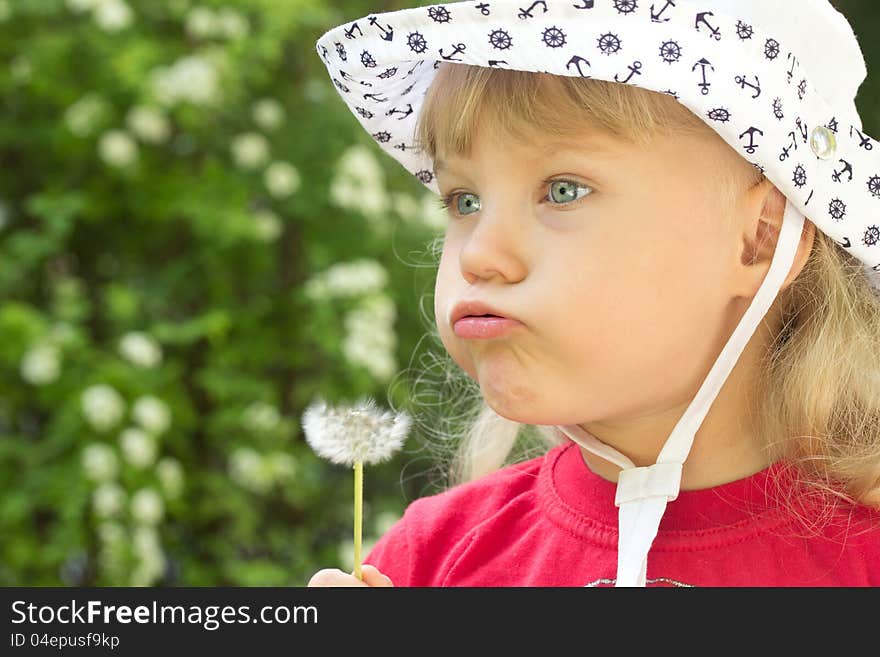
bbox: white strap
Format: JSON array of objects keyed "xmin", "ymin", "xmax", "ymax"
[{"xmin": 553, "ymin": 199, "xmax": 806, "ymax": 587}]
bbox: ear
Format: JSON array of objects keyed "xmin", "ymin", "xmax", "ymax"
[{"xmin": 734, "ymin": 178, "xmax": 816, "ymax": 299}]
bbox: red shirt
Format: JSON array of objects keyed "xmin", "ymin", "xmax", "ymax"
[{"xmin": 365, "ymin": 440, "xmax": 880, "ymax": 586}]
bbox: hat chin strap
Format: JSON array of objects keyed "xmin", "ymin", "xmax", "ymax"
[{"xmin": 554, "ymin": 199, "xmax": 806, "ymax": 587}]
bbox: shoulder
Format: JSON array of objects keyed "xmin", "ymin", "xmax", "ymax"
[
  {"xmin": 364, "ymin": 447, "xmax": 551, "ymax": 586},
  {"xmin": 407, "ymin": 449, "xmax": 546, "ymax": 535},
  {"xmin": 786, "ymin": 494, "xmax": 880, "ymax": 586}
]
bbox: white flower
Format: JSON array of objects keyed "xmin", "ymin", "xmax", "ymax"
[
  {"xmin": 336, "ymin": 145, "xmax": 384, "ymax": 188},
  {"xmin": 328, "ymin": 178, "xmax": 359, "ymax": 211},
  {"xmin": 228, "ymin": 447, "xmax": 272, "ymax": 493},
  {"xmin": 230, "ymin": 132, "xmax": 269, "ymax": 170},
  {"xmin": 82, "ymin": 443, "xmax": 119, "ymax": 482},
  {"xmin": 156, "ymin": 457, "xmax": 184, "ymax": 498},
  {"xmin": 151, "ymin": 54, "xmax": 219, "ymax": 107},
  {"xmin": 264, "ymin": 161, "xmax": 300, "ymax": 199},
  {"xmin": 92, "ymin": 482, "xmax": 126, "ymax": 518},
  {"xmin": 391, "ymin": 193, "xmax": 421, "ymax": 222},
  {"xmin": 64, "ymin": 93, "xmax": 109, "ymax": 138},
  {"xmin": 252, "ymin": 209, "xmax": 282, "ymax": 242},
  {"xmin": 132, "ymin": 396, "xmax": 171, "ymax": 435},
  {"xmin": 184, "ymin": 6, "xmax": 216, "ymax": 38},
  {"xmin": 97, "ymin": 520, "xmax": 125, "ymax": 544},
  {"xmin": 126, "ymin": 105, "xmax": 171, "ymax": 144},
  {"xmin": 119, "ymin": 427, "xmax": 157, "ymax": 469},
  {"xmin": 215, "ymin": 7, "xmax": 248, "ymax": 39},
  {"xmin": 301, "ymin": 396, "xmax": 410, "ymax": 467},
  {"xmin": 343, "ymin": 327, "xmax": 397, "ymax": 381},
  {"xmin": 251, "ymin": 98, "xmax": 284, "ymax": 131},
  {"xmin": 303, "ymin": 259, "xmax": 388, "ymax": 300},
  {"xmin": 118, "ymin": 331, "xmax": 162, "ymax": 368},
  {"xmin": 132, "ymin": 525, "xmax": 162, "ymax": 557},
  {"xmin": 98, "ymin": 129, "xmax": 139, "ymax": 168},
  {"xmin": 20, "ymin": 342, "xmax": 61, "ymax": 385},
  {"xmin": 131, "ymin": 487, "xmax": 164, "ymax": 525},
  {"xmin": 342, "ymin": 295, "xmax": 398, "ymax": 381},
  {"xmin": 329, "ymin": 146, "xmax": 391, "ymax": 227},
  {"xmin": 243, "ymin": 401, "xmax": 281, "ymax": 433},
  {"xmin": 130, "ymin": 525, "xmax": 165, "ymax": 586},
  {"xmin": 93, "ymin": 0, "xmax": 133, "ymax": 32},
  {"xmin": 81, "ymin": 384, "xmax": 126, "ymax": 432},
  {"xmin": 358, "ymin": 180, "xmax": 391, "ymax": 220}
]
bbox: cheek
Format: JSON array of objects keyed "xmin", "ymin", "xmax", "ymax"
[{"xmin": 433, "ymin": 251, "xmax": 474, "ymax": 372}]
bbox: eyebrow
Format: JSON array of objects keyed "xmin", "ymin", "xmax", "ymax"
[{"xmin": 434, "ymin": 140, "xmax": 613, "ymax": 173}]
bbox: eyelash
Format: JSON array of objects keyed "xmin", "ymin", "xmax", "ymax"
[{"xmin": 436, "ymin": 178, "xmax": 593, "ymax": 217}]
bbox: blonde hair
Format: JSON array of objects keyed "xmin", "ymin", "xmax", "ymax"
[{"xmin": 400, "ymin": 63, "xmax": 880, "ymax": 525}]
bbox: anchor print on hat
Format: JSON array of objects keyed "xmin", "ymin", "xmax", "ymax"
[{"xmin": 315, "ymin": 0, "xmax": 880, "ymax": 289}]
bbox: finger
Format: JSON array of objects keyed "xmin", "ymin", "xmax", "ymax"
[
  {"xmin": 308, "ymin": 568, "xmax": 368, "ymax": 587},
  {"xmin": 359, "ymin": 564, "xmax": 394, "ymax": 587}
]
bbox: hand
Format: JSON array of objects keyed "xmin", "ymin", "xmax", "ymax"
[{"xmin": 307, "ymin": 563, "xmax": 394, "ymax": 587}]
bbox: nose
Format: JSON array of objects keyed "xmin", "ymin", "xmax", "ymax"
[{"xmin": 457, "ymin": 202, "xmax": 528, "ymax": 284}]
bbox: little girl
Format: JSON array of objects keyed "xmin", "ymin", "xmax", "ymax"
[{"xmin": 308, "ymin": 0, "xmax": 880, "ymax": 586}]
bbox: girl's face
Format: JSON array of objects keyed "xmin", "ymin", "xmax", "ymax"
[{"xmin": 434, "ymin": 127, "xmax": 761, "ymax": 429}]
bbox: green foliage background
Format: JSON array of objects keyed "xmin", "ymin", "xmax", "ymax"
[{"xmin": 0, "ymin": 0, "xmax": 877, "ymax": 586}]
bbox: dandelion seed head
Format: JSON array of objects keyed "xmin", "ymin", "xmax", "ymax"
[{"xmin": 301, "ymin": 396, "xmax": 410, "ymax": 466}]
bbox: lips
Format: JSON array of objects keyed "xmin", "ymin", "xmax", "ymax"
[{"xmin": 450, "ymin": 300, "xmax": 514, "ymax": 325}]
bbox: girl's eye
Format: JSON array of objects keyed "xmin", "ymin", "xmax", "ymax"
[
  {"xmin": 436, "ymin": 179, "xmax": 593, "ymax": 218},
  {"xmin": 547, "ymin": 179, "xmax": 592, "ymax": 205}
]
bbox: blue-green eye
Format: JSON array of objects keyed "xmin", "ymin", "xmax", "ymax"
[
  {"xmin": 438, "ymin": 191, "xmax": 481, "ymax": 217},
  {"xmin": 548, "ymin": 180, "xmax": 591, "ymax": 204},
  {"xmin": 437, "ymin": 178, "xmax": 592, "ymax": 218}
]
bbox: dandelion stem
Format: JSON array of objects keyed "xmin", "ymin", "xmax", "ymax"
[{"xmin": 353, "ymin": 460, "xmax": 363, "ymax": 580}]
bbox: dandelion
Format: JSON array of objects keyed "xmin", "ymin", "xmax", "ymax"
[{"xmin": 301, "ymin": 396, "xmax": 410, "ymax": 580}]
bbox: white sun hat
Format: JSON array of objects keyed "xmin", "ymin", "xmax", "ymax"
[{"xmin": 315, "ymin": 0, "xmax": 880, "ymax": 586}]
